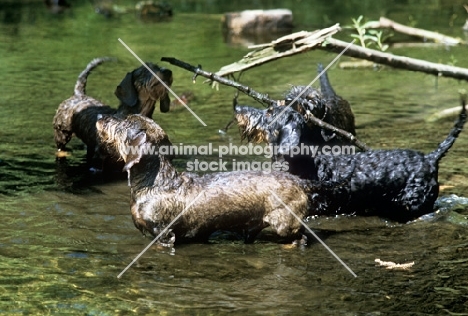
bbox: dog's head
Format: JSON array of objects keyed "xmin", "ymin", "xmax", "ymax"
[
  {"xmin": 96, "ymin": 114, "xmax": 172, "ymax": 171},
  {"xmin": 234, "ymin": 104, "xmax": 269, "ymax": 143},
  {"xmin": 115, "ymin": 63, "xmax": 173, "ymax": 116},
  {"xmin": 234, "ymin": 102, "xmax": 308, "ymax": 156},
  {"xmin": 284, "ymin": 85, "xmax": 325, "ymax": 118}
]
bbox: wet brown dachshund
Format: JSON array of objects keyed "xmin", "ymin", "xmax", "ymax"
[
  {"xmin": 95, "ymin": 114, "xmax": 344, "ymax": 245},
  {"xmin": 53, "ymin": 57, "xmax": 173, "ymax": 168}
]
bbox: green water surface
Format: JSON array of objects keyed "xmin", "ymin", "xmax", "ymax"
[{"xmin": 1, "ymin": 0, "xmax": 468, "ymax": 314}]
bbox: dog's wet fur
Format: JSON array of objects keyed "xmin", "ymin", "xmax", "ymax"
[
  {"xmin": 235, "ymin": 96, "xmax": 467, "ymax": 222},
  {"xmin": 95, "ymin": 114, "xmax": 349, "ymax": 245},
  {"xmin": 233, "ymin": 64, "xmax": 356, "ymax": 150},
  {"xmin": 53, "ymin": 57, "xmax": 173, "ymax": 169},
  {"xmin": 285, "ymin": 63, "xmax": 356, "ymax": 140}
]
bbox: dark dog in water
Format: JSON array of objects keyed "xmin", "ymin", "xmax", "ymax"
[
  {"xmin": 232, "ymin": 64, "xmax": 356, "ymax": 150},
  {"xmin": 234, "ymin": 63, "xmax": 357, "ymax": 179},
  {"xmin": 284, "ymin": 63, "xmax": 356, "ymax": 141},
  {"xmin": 236, "ymin": 98, "xmax": 467, "ymax": 223},
  {"xmin": 53, "ymin": 57, "xmax": 173, "ymax": 168},
  {"xmin": 95, "ymin": 114, "xmax": 346, "ymax": 245},
  {"xmin": 235, "ymin": 103, "xmax": 322, "ymax": 179}
]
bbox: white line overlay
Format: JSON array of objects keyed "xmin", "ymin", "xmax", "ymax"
[
  {"xmin": 117, "ymin": 192, "xmax": 204, "ymax": 278},
  {"xmin": 269, "ymin": 190, "xmax": 357, "ymax": 278},
  {"xmin": 268, "ymin": 39, "xmax": 356, "ymax": 127},
  {"xmin": 118, "ymin": 38, "xmax": 207, "ymax": 126}
]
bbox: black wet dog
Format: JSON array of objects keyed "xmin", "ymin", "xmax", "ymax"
[
  {"xmin": 233, "ymin": 64, "xmax": 356, "ymax": 150},
  {"xmin": 234, "ymin": 64, "xmax": 358, "ymax": 179},
  {"xmin": 236, "ymin": 98, "xmax": 466, "ymax": 223},
  {"xmin": 284, "ymin": 63, "xmax": 356, "ymax": 140}
]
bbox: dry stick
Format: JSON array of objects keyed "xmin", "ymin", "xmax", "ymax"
[
  {"xmin": 304, "ymin": 111, "xmax": 369, "ymax": 151},
  {"xmin": 322, "ymin": 37, "xmax": 468, "ymax": 81},
  {"xmin": 214, "ymin": 27, "xmax": 468, "ymax": 81},
  {"xmin": 161, "ymin": 57, "xmax": 277, "ymax": 107},
  {"xmin": 216, "ymin": 23, "xmax": 342, "ymax": 77},
  {"xmin": 367, "ymin": 17, "xmax": 465, "ymax": 45},
  {"xmin": 161, "ymin": 57, "xmax": 370, "ymax": 151}
]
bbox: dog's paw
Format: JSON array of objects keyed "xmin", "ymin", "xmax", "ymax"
[{"xmin": 55, "ymin": 149, "xmax": 72, "ymax": 158}]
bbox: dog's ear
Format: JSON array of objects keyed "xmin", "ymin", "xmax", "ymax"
[
  {"xmin": 115, "ymin": 72, "xmax": 138, "ymax": 107},
  {"xmin": 159, "ymin": 93, "xmax": 171, "ymax": 113},
  {"xmin": 123, "ymin": 130, "xmax": 147, "ymax": 172}
]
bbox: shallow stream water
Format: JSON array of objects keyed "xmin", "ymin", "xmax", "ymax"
[{"xmin": 1, "ymin": 0, "xmax": 468, "ymax": 314}]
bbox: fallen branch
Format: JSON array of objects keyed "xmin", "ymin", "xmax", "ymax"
[
  {"xmin": 323, "ymin": 37, "xmax": 468, "ymax": 80},
  {"xmin": 304, "ymin": 111, "xmax": 370, "ymax": 151},
  {"xmin": 161, "ymin": 57, "xmax": 277, "ymax": 106},
  {"xmin": 426, "ymin": 106, "xmax": 465, "ymax": 122},
  {"xmin": 367, "ymin": 17, "xmax": 465, "ymax": 45},
  {"xmin": 424, "ymin": 89, "xmax": 466, "ymax": 122},
  {"xmin": 161, "ymin": 56, "xmax": 370, "ymax": 151},
  {"xmin": 214, "ymin": 27, "xmax": 468, "ymax": 81},
  {"xmin": 215, "ymin": 24, "xmax": 341, "ymax": 77}
]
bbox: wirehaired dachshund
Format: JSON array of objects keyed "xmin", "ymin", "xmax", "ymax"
[
  {"xmin": 235, "ymin": 97, "xmax": 466, "ymax": 223},
  {"xmin": 53, "ymin": 57, "xmax": 173, "ymax": 169},
  {"xmin": 96, "ymin": 114, "xmax": 345, "ymax": 245}
]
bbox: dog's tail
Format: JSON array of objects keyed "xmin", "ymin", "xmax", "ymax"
[
  {"xmin": 317, "ymin": 63, "xmax": 336, "ymax": 99},
  {"xmin": 74, "ymin": 57, "xmax": 115, "ymax": 97},
  {"xmin": 427, "ymin": 96, "xmax": 467, "ymax": 163}
]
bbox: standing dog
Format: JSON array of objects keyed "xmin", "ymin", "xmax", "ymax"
[
  {"xmin": 231, "ymin": 64, "xmax": 356, "ymax": 149},
  {"xmin": 96, "ymin": 114, "xmax": 344, "ymax": 245},
  {"xmin": 284, "ymin": 63, "xmax": 356, "ymax": 141},
  {"xmin": 235, "ymin": 98, "xmax": 467, "ymax": 222},
  {"xmin": 53, "ymin": 57, "xmax": 173, "ymax": 168}
]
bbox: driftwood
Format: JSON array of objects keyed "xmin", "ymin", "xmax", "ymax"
[
  {"xmin": 367, "ymin": 17, "xmax": 465, "ymax": 45},
  {"xmin": 215, "ymin": 26, "xmax": 468, "ymax": 82},
  {"xmin": 324, "ymin": 37, "xmax": 468, "ymax": 80},
  {"xmin": 215, "ymin": 24, "xmax": 341, "ymax": 77},
  {"xmin": 222, "ymin": 9, "xmax": 294, "ymax": 35},
  {"xmin": 426, "ymin": 89, "xmax": 467, "ymax": 122},
  {"xmin": 161, "ymin": 57, "xmax": 277, "ymax": 106},
  {"xmin": 426, "ymin": 106, "xmax": 462, "ymax": 122},
  {"xmin": 161, "ymin": 57, "xmax": 370, "ymax": 151}
]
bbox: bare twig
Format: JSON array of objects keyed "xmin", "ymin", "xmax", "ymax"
[
  {"xmin": 161, "ymin": 57, "xmax": 277, "ymax": 106},
  {"xmin": 323, "ymin": 37, "xmax": 468, "ymax": 81},
  {"xmin": 426, "ymin": 106, "xmax": 463, "ymax": 122},
  {"xmin": 305, "ymin": 111, "xmax": 370, "ymax": 151},
  {"xmin": 367, "ymin": 17, "xmax": 465, "ymax": 45},
  {"xmin": 216, "ymin": 24, "xmax": 341, "ymax": 77}
]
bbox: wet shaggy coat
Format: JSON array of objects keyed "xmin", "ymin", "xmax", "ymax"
[
  {"xmin": 233, "ymin": 63, "xmax": 355, "ymax": 149},
  {"xmin": 235, "ymin": 99, "xmax": 467, "ymax": 223},
  {"xmin": 53, "ymin": 57, "xmax": 173, "ymax": 165},
  {"xmin": 284, "ymin": 63, "xmax": 356, "ymax": 140},
  {"xmin": 95, "ymin": 114, "xmax": 332, "ymax": 244}
]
